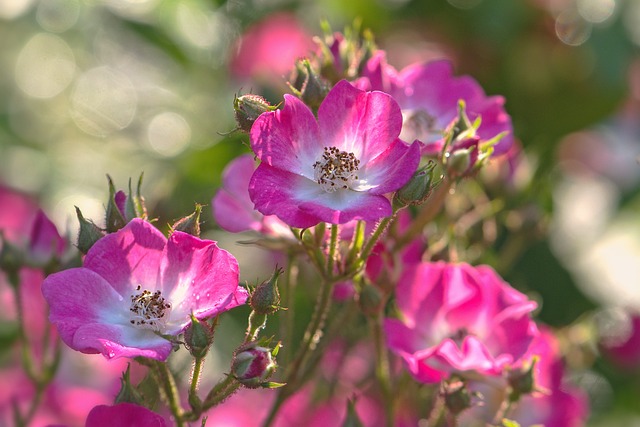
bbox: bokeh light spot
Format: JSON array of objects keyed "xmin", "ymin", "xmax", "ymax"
[
  {"xmin": 555, "ymin": 10, "xmax": 592, "ymax": 46},
  {"xmin": 147, "ymin": 112, "xmax": 191, "ymax": 157},
  {"xmin": 577, "ymin": 0, "xmax": 616, "ymax": 24},
  {"xmin": 36, "ymin": 0, "xmax": 81, "ymax": 33},
  {"xmin": 15, "ymin": 33, "xmax": 76, "ymax": 99},
  {"xmin": 70, "ymin": 66, "xmax": 137, "ymax": 137},
  {"xmin": 0, "ymin": 0, "xmax": 34, "ymax": 19}
]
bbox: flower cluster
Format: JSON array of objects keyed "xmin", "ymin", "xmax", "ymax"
[{"xmin": 0, "ymin": 20, "xmax": 596, "ymax": 427}]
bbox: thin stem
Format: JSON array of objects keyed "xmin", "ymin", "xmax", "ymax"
[
  {"xmin": 281, "ymin": 252, "xmax": 298, "ymax": 366},
  {"xmin": 370, "ymin": 311, "xmax": 393, "ymax": 427},
  {"xmin": 395, "ymin": 177, "xmax": 452, "ymax": 249},
  {"xmin": 360, "ymin": 216, "xmax": 393, "ymax": 262},
  {"xmin": 262, "ymin": 277, "xmax": 337, "ymax": 427},
  {"xmin": 189, "ymin": 356, "xmax": 205, "ymax": 403},
  {"xmin": 154, "ymin": 361, "xmax": 184, "ymax": 427},
  {"xmin": 326, "ymin": 224, "xmax": 339, "ymax": 276}
]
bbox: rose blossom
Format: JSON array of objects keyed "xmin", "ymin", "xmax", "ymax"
[
  {"xmin": 42, "ymin": 218, "xmax": 248, "ymax": 361},
  {"xmin": 249, "ymin": 79, "xmax": 420, "ymax": 228},
  {"xmin": 359, "ymin": 52, "xmax": 513, "ymax": 157},
  {"xmin": 212, "ymin": 154, "xmax": 293, "ymax": 238},
  {"xmin": 385, "ymin": 261, "xmax": 539, "ymax": 383}
]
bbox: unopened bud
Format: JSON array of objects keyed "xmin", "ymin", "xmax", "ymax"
[
  {"xmin": 184, "ymin": 313, "xmax": 214, "ymax": 358},
  {"xmin": 443, "ymin": 380, "xmax": 473, "ymax": 415},
  {"xmin": 231, "ymin": 342, "xmax": 277, "ymax": 388},
  {"xmin": 288, "ymin": 59, "xmax": 330, "ymax": 111},
  {"xmin": 234, "ymin": 94, "xmax": 277, "ymax": 133},
  {"xmin": 341, "ymin": 399, "xmax": 364, "ymax": 427},
  {"xmin": 75, "ymin": 206, "xmax": 105, "ymax": 255},
  {"xmin": 508, "ymin": 357, "xmax": 538, "ymax": 402},
  {"xmin": 393, "ymin": 162, "xmax": 436, "ymax": 208},
  {"xmin": 358, "ymin": 283, "xmax": 384, "ymax": 317},
  {"xmin": 105, "ymin": 175, "xmax": 127, "ymax": 233},
  {"xmin": 446, "ymin": 146, "xmax": 475, "ymax": 178},
  {"xmin": 115, "ymin": 364, "xmax": 144, "ymax": 405},
  {"xmin": 250, "ymin": 267, "xmax": 282, "ymax": 315},
  {"xmin": 171, "ymin": 204, "xmax": 202, "ymax": 237}
]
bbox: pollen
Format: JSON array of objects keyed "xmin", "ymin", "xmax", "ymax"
[
  {"xmin": 129, "ymin": 285, "xmax": 171, "ymax": 331},
  {"xmin": 313, "ymin": 146, "xmax": 360, "ymax": 193}
]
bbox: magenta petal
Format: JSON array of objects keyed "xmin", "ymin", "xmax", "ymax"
[
  {"xmin": 85, "ymin": 403, "xmax": 168, "ymax": 427},
  {"xmin": 72, "ymin": 323, "xmax": 173, "ymax": 360},
  {"xmin": 161, "ymin": 231, "xmax": 245, "ymax": 326},
  {"xmin": 318, "ymin": 80, "xmax": 403, "ymax": 164},
  {"xmin": 432, "ymin": 337, "xmax": 498, "ymax": 373},
  {"xmin": 213, "ymin": 188, "xmax": 261, "ymax": 233},
  {"xmin": 251, "ymin": 94, "xmax": 320, "ymax": 175},
  {"xmin": 359, "ymin": 139, "xmax": 420, "ymax": 195},
  {"xmin": 29, "ymin": 210, "xmax": 66, "ymax": 263},
  {"xmin": 83, "ymin": 219, "xmax": 166, "ymax": 297},
  {"xmin": 42, "ymin": 268, "xmax": 124, "ymax": 349}
]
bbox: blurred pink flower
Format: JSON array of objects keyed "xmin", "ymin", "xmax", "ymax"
[
  {"xmin": 601, "ymin": 313, "xmax": 640, "ymax": 371},
  {"xmin": 249, "ymin": 80, "xmax": 420, "ymax": 228},
  {"xmin": 42, "ymin": 218, "xmax": 248, "ymax": 361},
  {"xmin": 84, "ymin": 403, "xmax": 167, "ymax": 427},
  {"xmin": 359, "ymin": 53, "xmax": 513, "ymax": 157},
  {"xmin": 212, "ymin": 154, "xmax": 293, "ymax": 239},
  {"xmin": 229, "ymin": 13, "xmax": 315, "ymax": 87},
  {"xmin": 385, "ymin": 262, "xmax": 539, "ymax": 383},
  {"xmin": 459, "ymin": 327, "xmax": 589, "ymax": 427}
]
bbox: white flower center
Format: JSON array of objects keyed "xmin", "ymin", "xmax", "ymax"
[
  {"xmin": 313, "ymin": 147, "xmax": 360, "ymax": 193},
  {"xmin": 129, "ymin": 285, "xmax": 171, "ymax": 331},
  {"xmin": 400, "ymin": 109, "xmax": 441, "ymax": 144}
]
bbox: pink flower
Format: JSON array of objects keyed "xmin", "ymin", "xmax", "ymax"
[
  {"xmin": 600, "ymin": 313, "xmax": 640, "ymax": 371},
  {"xmin": 84, "ymin": 403, "xmax": 167, "ymax": 427},
  {"xmin": 459, "ymin": 328, "xmax": 589, "ymax": 427},
  {"xmin": 385, "ymin": 262, "xmax": 539, "ymax": 383},
  {"xmin": 249, "ymin": 80, "xmax": 421, "ymax": 228},
  {"xmin": 229, "ymin": 13, "xmax": 315, "ymax": 87},
  {"xmin": 212, "ymin": 154, "xmax": 293, "ymax": 238},
  {"xmin": 42, "ymin": 218, "xmax": 248, "ymax": 361},
  {"xmin": 360, "ymin": 53, "xmax": 513, "ymax": 157}
]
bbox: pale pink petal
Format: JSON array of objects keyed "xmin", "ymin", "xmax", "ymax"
[
  {"xmin": 318, "ymin": 80, "xmax": 403, "ymax": 164},
  {"xmin": 213, "ymin": 188, "xmax": 261, "ymax": 233},
  {"xmin": 357, "ymin": 139, "xmax": 420, "ymax": 194},
  {"xmin": 83, "ymin": 220, "xmax": 166, "ymax": 296}
]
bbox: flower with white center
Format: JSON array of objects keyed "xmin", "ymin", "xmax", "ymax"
[
  {"xmin": 248, "ymin": 79, "xmax": 421, "ymax": 228},
  {"xmin": 42, "ymin": 219, "xmax": 248, "ymax": 361}
]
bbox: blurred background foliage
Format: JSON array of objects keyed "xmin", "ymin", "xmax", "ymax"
[{"xmin": 1, "ymin": 0, "xmax": 639, "ymax": 425}]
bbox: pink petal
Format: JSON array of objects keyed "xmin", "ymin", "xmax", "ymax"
[
  {"xmin": 358, "ymin": 139, "xmax": 420, "ymax": 194},
  {"xmin": 161, "ymin": 231, "xmax": 245, "ymax": 326},
  {"xmin": 85, "ymin": 403, "xmax": 168, "ymax": 427},
  {"xmin": 29, "ymin": 210, "xmax": 66, "ymax": 263},
  {"xmin": 83, "ymin": 219, "xmax": 166, "ymax": 297},
  {"xmin": 72, "ymin": 323, "xmax": 173, "ymax": 361},
  {"xmin": 318, "ymin": 80, "xmax": 403, "ymax": 164},
  {"xmin": 250, "ymin": 94, "xmax": 320, "ymax": 176},
  {"xmin": 213, "ymin": 188, "xmax": 261, "ymax": 233}
]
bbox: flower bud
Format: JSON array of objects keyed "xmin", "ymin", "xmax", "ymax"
[
  {"xmin": 231, "ymin": 342, "xmax": 277, "ymax": 388},
  {"xmin": 184, "ymin": 313, "xmax": 214, "ymax": 358},
  {"xmin": 28, "ymin": 210, "xmax": 66, "ymax": 267},
  {"xmin": 75, "ymin": 206, "xmax": 105, "ymax": 254},
  {"xmin": 171, "ymin": 204, "xmax": 202, "ymax": 237},
  {"xmin": 357, "ymin": 283, "xmax": 384, "ymax": 317},
  {"xmin": 443, "ymin": 380, "xmax": 473, "ymax": 415},
  {"xmin": 105, "ymin": 176, "xmax": 127, "ymax": 233},
  {"xmin": 250, "ymin": 267, "xmax": 283, "ymax": 315},
  {"xmin": 115, "ymin": 364, "xmax": 144, "ymax": 405},
  {"xmin": 393, "ymin": 161, "xmax": 437, "ymax": 208},
  {"xmin": 288, "ymin": 59, "xmax": 330, "ymax": 111},
  {"xmin": 507, "ymin": 357, "xmax": 538, "ymax": 402},
  {"xmin": 341, "ymin": 399, "xmax": 364, "ymax": 427},
  {"xmin": 445, "ymin": 143, "xmax": 478, "ymax": 178},
  {"xmin": 234, "ymin": 94, "xmax": 277, "ymax": 133}
]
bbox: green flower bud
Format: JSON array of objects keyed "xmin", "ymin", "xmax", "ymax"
[
  {"xmin": 75, "ymin": 206, "xmax": 105, "ymax": 255},
  {"xmin": 393, "ymin": 162, "xmax": 437, "ymax": 208},
  {"xmin": 115, "ymin": 364, "xmax": 144, "ymax": 405},
  {"xmin": 234, "ymin": 94, "xmax": 277, "ymax": 133},
  {"xmin": 184, "ymin": 313, "xmax": 214, "ymax": 358},
  {"xmin": 171, "ymin": 204, "xmax": 202, "ymax": 237},
  {"xmin": 508, "ymin": 357, "xmax": 538, "ymax": 402},
  {"xmin": 250, "ymin": 267, "xmax": 283, "ymax": 315},
  {"xmin": 443, "ymin": 380, "xmax": 473, "ymax": 415}
]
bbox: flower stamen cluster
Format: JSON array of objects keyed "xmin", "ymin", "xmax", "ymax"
[
  {"xmin": 313, "ymin": 146, "xmax": 360, "ymax": 193},
  {"xmin": 129, "ymin": 285, "xmax": 172, "ymax": 331}
]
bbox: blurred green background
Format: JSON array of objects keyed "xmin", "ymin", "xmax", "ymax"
[{"xmin": 1, "ymin": 0, "xmax": 639, "ymax": 425}]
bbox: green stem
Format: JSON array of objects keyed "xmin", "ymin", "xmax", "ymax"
[
  {"xmin": 281, "ymin": 252, "xmax": 298, "ymax": 366},
  {"xmin": 189, "ymin": 356, "xmax": 204, "ymax": 404},
  {"xmin": 326, "ymin": 224, "xmax": 339, "ymax": 276},
  {"xmin": 395, "ymin": 177, "xmax": 452, "ymax": 249},
  {"xmin": 153, "ymin": 361, "xmax": 184, "ymax": 427},
  {"xmin": 262, "ymin": 277, "xmax": 337, "ymax": 427},
  {"xmin": 370, "ymin": 311, "xmax": 393, "ymax": 427},
  {"xmin": 203, "ymin": 375, "xmax": 240, "ymax": 409},
  {"xmin": 360, "ymin": 216, "xmax": 393, "ymax": 262}
]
